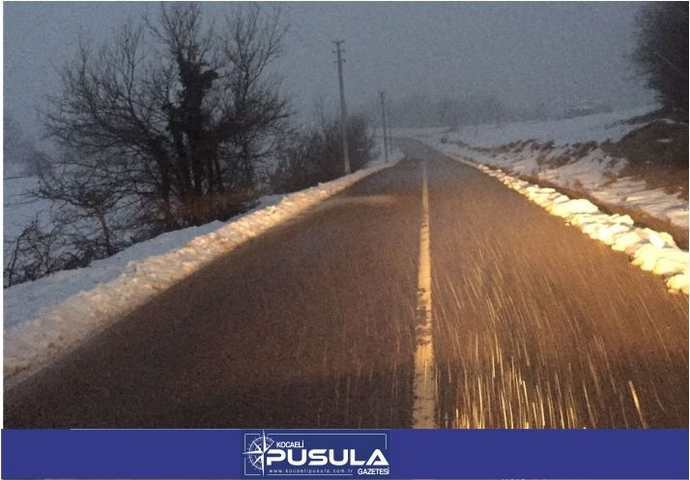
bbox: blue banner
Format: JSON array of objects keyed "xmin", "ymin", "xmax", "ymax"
[{"xmin": 2, "ymin": 429, "xmax": 688, "ymax": 479}]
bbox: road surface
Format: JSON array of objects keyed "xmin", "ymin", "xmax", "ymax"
[{"xmin": 5, "ymin": 140, "xmax": 688, "ymax": 428}]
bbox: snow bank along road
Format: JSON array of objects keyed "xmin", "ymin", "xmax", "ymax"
[{"xmin": 5, "ymin": 140, "xmax": 687, "ymax": 428}]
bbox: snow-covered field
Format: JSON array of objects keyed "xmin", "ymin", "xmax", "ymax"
[
  {"xmin": 405, "ymin": 105, "xmax": 688, "ymax": 232},
  {"xmin": 4, "ymin": 148, "xmax": 402, "ymax": 385},
  {"xmin": 395, "ymin": 105, "xmax": 658, "ymax": 147}
]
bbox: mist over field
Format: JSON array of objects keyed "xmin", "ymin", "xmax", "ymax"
[{"xmin": 5, "ymin": 2, "xmax": 652, "ymax": 141}]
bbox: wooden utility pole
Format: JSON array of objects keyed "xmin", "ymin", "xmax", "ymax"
[
  {"xmin": 379, "ymin": 91, "xmax": 389, "ymax": 162},
  {"xmin": 333, "ymin": 40, "xmax": 350, "ymax": 174}
]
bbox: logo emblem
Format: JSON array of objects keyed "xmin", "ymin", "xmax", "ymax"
[
  {"xmin": 242, "ymin": 431, "xmax": 390, "ymax": 477},
  {"xmin": 243, "ymin": 431, "xmax": 275, "ymax": 475}
]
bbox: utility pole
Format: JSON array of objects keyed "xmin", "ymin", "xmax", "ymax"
[
  {"xmin": 333, "ymin": 40, "xmax": 350, "ymax": 174},
  {"xmin": 379, "ymin": 91, "xmax": 389, "ymax": 163}
]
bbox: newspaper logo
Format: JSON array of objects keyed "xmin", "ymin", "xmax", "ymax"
[{"xmin": 242, "ymin": 431, "xmax": 390, "ymax": 477}]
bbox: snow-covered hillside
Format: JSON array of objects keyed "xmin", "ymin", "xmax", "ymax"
[
  {"xmin": 439, "ymin": 141, "xmax": 688, "ymax": 232},
  {"xmin": 407, "ymin": 106, "xmax": 689, "ymax": 233},
  {"xmin": 398, "ymin": 105, "xmax": 659, "ymax": 147}
]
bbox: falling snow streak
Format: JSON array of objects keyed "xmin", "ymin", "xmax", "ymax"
[
  {"xmin": 467, "ymin": 162, "xmax": 689, "ymax": 295},
  {"xmin": 395, "ymin": 139, "xmax": 689, "ymax": 429}
]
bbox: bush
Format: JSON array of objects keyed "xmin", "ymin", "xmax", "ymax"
[
  {"xmin": 4, "ymin": 219, "xmax": 88, "ymax": 287},
  {"xmin": 271, "ymin": 114, "xmax": 376, "ymax": 194}
]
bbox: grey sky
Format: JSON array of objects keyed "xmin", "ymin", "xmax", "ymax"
[{"xmin": 4, "ymin": 1, "xmax": 653, "ymax": 141}]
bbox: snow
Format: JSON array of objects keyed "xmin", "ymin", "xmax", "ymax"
[
  {"xmin": 540, "ymin": 148, "xmax": 625, "ymax": 190},
  {"xmin": 4, "ymin": 157, "xmax": 400, "ymax": 385},
  {"xmin": 428, "ymin": 133, "xmax": 688, "ymax": 232},
  {"xmin": 462, "ymin": 161, "xmax": 688, "ymax": 296},
  {"xmin": 3, "ymin": 174, "xmax": 145, "ymax": 288},
  {"xmin": 399, "ymin": 105, "xmax": 658, "ymax": 147},
  {"xmin": 397, "ymin": 107, "xmax": 688, "ymax": 296},
  {"xmin": 406, "ymin": 106, "xmax": 688, "ymax": 291},
  {"xmin": 549, "ymin": 198, "xmax": 600, "ymax": 217}
]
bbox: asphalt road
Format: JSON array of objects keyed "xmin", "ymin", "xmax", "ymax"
[{"xmin": 5, "ymin": 140, "xmax": 688, "ymax": 428}]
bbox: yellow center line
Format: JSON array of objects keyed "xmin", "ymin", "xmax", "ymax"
[{"xmin": 412, "ymin": 161, "xmax": 437, "ymax": 428}]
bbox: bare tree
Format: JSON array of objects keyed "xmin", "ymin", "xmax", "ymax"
[
  {"xmin": 634, "ymin": 3, "xmax": 688, "ymax": 115},
  {"xmin": 35, "ymin": 150, "xmax": 131, "ymax": 257},
  {"xmin": 44, "ymin": 4, "xmax": 289, "ymax": 228},
  {"xmin": 4, "ymin": 217, "xmax": 85, "ymax": 287}
]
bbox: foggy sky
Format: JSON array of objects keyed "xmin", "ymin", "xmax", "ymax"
[{"xmin": 4, "ymin": 2, "xmax": 653, "ymax": 142}]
